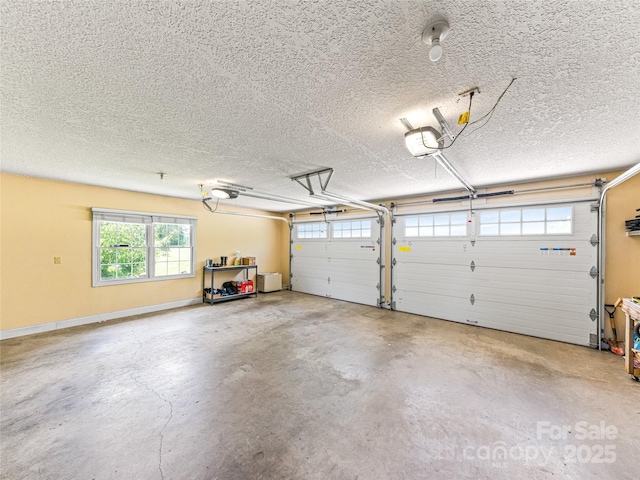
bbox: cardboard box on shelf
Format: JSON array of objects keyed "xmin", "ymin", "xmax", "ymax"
[{"xmin": 242, "ymin": 257, "xmax": 256, "ymax": 265}]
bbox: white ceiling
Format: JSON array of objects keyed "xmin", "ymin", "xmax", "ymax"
[{"xmin": 2, "ymin": 0, "xmax": 639, "ymax": 212}]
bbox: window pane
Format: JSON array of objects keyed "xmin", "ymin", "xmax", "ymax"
[
  {"xmin": 481, "ymin": 224, "xmax": 499, "ymax": 235},
  {"xmin": 101, "ymin": 248, "xmax": 116, "ymax": 265},
  {"xmin": 450, "ymin": 225, "xmax": 467, "ymax": 236},
  {"xmin": 131, "ymin": 249, "xmax": 146, "ymax": 263},
  {"xmin": 480, "ymin": 211, "xmax": 499, "ymax": 223},
  {"xmin": 334, "ymin": 230, "xmax": 342, "ymax": 238},
  {"xmin": 101, "ymin": 265, "xmax": 116, "ymax": 280},
  {"xmin": 155, "ymin": 262, "xmax": 168, "ymax": 276},
  {"xmin": 352, "ymin": 230, "xmax": 362, "ymax": 238},
  {"xmin": 333, "ymin": 223, "xmax": 342, "ymax": 231},
  {"xmin": 501, "ymin": 210, "xmax": 521, "ymax": 222},
  {"xmin": 547, "ymin": 207, "xmax": 572, "ymax": 221},
  {"xmin": 547, "ymin": 221, "xmax": 572, "ymax": 234},
  {"xmin": 523, "ymin": 222, "xmax": 545, "ymax": 234},
  {"xmin": 434, "ymin": 215, "xmax": 449, "ymax": 226},
  {"xmin": 406, "ymin": 217, "xmax": 418, "ymax": 227},
  {"xmin": 179, "ymin": 261, "xmax": 191, "ymax": 274},
  {"xmin": 406, "ymin": 227, "xmax": 418, "ymax": 237},
  {"xmin": 117, "ymin": 249, "xmax": 133, "ymax": 263},
  {"xmin": 523, "ymin": 209, "xmax": 544, "ymax": 222},
  {"xmin": 500, "ymin": 223, "xmax": 521, "ymax": 235},
  {"xmin": 419, "ymin": 216, "xmax": 433, "ymax": 226},
  {"xmin": 451, "ymin": 214, "xmax": 467, "ymax": 225},
  {"xmin": 342, "ymin": 230, "xmax": 351, "ymax": 238},
  {"xmin": 362, "ymin": 220, "xmax": 371, "ymax": 229},
  {"xmin": 117, "ymin": 264, "xmax": 132, "ymax": 278},
  {"xmin": 132, "ymin": 263, "xmax": 146, "ymax": 277},
  {"xmin": 434, "ymin": 226, "xmax": 449, "ymax": 236},
  {"xmin": 419, "ymin": 226, "xmax": 433, "ymax": 236}
]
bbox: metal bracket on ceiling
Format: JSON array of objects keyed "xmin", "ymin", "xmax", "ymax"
[{"xmin": 290, "ymin": 168, "xmax": 334, "ymax": 195}]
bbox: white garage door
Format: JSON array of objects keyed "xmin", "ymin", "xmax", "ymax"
[
  {"xmin": 392, "ymin": 201, "xmax": 599, "ymax": 346},
  {"xmin": 291, "ymin": 217, "xmax": 383, "ymax": 307}
]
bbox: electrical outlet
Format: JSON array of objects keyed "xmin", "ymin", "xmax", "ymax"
[
  {"xmin": 458, "ymin": 87, "xmax": 480, "ymax": 97},
  {"xmin": 54, "ymin": 256, "xmax": 62, "ymax": 264}
]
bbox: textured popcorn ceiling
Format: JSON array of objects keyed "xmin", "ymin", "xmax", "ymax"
[{"xmin": 2, "ymin": 0, "xmax": 639, "ymax": 212}]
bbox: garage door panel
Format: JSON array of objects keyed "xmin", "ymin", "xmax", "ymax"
[
  {"xmin": 393, "ymin": 262, "xmax": 469, "ymax": 278},
  {"xmin": 291, "ymin": 243, "xmax": 328, "ymax": 257},
  {"xmin": 394, "ymin": 296, "xmax": 471, "ymax": 323},
  {"xmin": 291, "ymin": 218, "xmax": 381, "ymax": 307},
  {"xmin": 471, "ymin": 288, "xmax": 593, "ymax": 314},
  {"xmin": 469, "ymin": 280, "xmax": 593, "ymax": 309},
  {"xmin": 467, "ymin": 302, "xmax": 594, "ymax": 346},
  {"xmin": 329, "ymin": 241, "xmax": 379, "ymax": 259},
  {"xmin": 396, "ymin": 270, "xmax": 593, "ymax": 306},
  {"xmin": 330, "ymin": 281, "xmax": 379, "ymax": 305},
  {"xmin": 292, "ymin": 277, "xmax": 330, "ymax": 297},
  {"xmin": 392, "ymin": 202, "xmax": 598, "ymax": 346},
  {"xmin": 395, "ymin": 247, "xmax": 470, "ymax": 265}
]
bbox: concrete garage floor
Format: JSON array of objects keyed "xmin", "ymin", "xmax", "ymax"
[{"xmin": 1, "ymin": 291, "xmax": 638, "ymax": 480}]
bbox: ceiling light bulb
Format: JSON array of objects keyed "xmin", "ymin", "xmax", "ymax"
[
  {"xmin": 422, "ymin": 20, "xmax": 450, "ymax": 63},
  {"xmin": 210, "ymin": 188, "xmax": 239, "ymax": 199},
  {"xmin": 404, "ymin": 127, "xmax": 443, "ymax": 157},
  {"xmin": 429, "ymin": 39, "xmax": 443, "ymax": 62}
]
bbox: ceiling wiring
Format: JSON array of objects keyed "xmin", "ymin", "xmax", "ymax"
[
  {"xmin": 418, "ymin": 91, "xmax": 475, "ymax": 151},
  {"xmin": 463, "ymin": 78, "xmax": 517, "ymax": 136}
]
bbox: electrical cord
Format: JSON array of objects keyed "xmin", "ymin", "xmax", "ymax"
[
  {"xmin": 419, "ymin": 91, "xmax": 474, "ymax": 151},
  {"xmin": 202, "ymin": 197, "xmax": 220, "ymax": 213},
  {"xmin": 463, "ymin": 78, "xmax": 517, "ymax": 136}
]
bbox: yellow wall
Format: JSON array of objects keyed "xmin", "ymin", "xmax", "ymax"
[
  {"xmin": 603, "ymin": 173, "xmax": 640, "ymax": 338},
  {"xmin": 0, "ymin": 174, "xmax": 290, "ymax": 332}
]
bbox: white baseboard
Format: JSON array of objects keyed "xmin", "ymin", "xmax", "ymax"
[{"xmin": 0, "ymin": 298, "xmax": 203, "ymax": 340}]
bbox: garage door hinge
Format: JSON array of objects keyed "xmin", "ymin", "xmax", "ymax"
[
  {"xmin": 376, "ymin": 283, "xmax": 380, "ymax": 290},
  {"xmin": 471, "ymin": 239, "xmax": 476, "ymax": 247},
  {"xmin": 589, "ymin": 308, "xmax": 598, "ymax": 322},
  {"xmin": 328, "ymin": 277, "xmax": 331, "ymax": 284},
  {"xmin": 377, "ymin": 257, "xmax": 381, "ymax": 265},
  {"xmin": 470, "ymin": 294, "xmax": 475, "ymax": 305},
  {"xmin": 589, "ymin": 266, "xmax": 598, "ymax": 278},
  {"xmin": 392, "ymin": 258, "xmax": 397, "ymax": 266},
  {"xmin": 392, "ymin": 285, "xmax": 397, "ymax": 292},
  {"xmin": 590, "ymin": 234, "xmax": 599, "ymax": 246},
  {"xmin": 470, "ymin": 261, "xmax": 476, "ymax": 272},
  {"xmin": 392, "ymin": 237, "xmax": 397, "ymax": 245},
  {"xmin": 376, "ymin": 237, "xmax": 380, "ymax": 245}
]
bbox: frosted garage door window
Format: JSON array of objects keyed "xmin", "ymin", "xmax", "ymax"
[
  {"xmin": 333, "ymin": 220, "xmax": 372, "ymax": 238},
  {"xmin": 480, "ymin": 206, "xmax": 573, "ymax": 236},
  {"xmin": 297, "ymin": 222, "xmax": 327, "ymax": 239},
  {"xmin": 405, "ymin": 214, "xmax": 467, "ymax": 237}
]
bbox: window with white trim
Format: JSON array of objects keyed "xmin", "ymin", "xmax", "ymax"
[
  {"xmin": 333, "ymin": 220, "xmax": 372, "ymax": 238},
  {"xmin": 92, "ymin": 209, "xmax": 197, "ymax": 286},
  {"xmin": 404, "ymin": 213, "xmax": 467, "ymax": 237},
  {"xmin": 479, "ymin": 206, "xmax": 573, "ymax": 236},
  {"xmin": 296, "ymin": 222, "xmax": 327, "ymax": 239}
]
